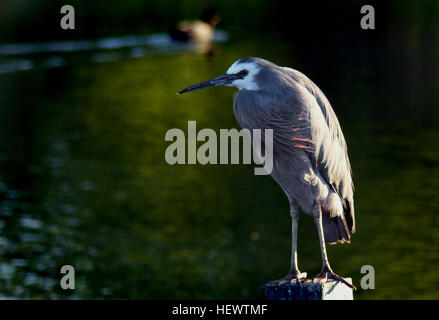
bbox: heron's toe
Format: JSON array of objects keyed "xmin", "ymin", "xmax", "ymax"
[
  {"xmin": 264, "ymin": 271, "xmax": 308, "ymax": 288},
  {"xmin": 311, "ymin": 271, "xmax": 356, "ymax": 290}
]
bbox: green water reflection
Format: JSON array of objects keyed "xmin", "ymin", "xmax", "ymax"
[{"xmin": 0, "ymin": 30, "xmax": 438, "ymax": 299}]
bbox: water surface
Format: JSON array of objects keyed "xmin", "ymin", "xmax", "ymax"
[{"xmin": 0, "ymin": 28, "xmax": 438, "ymax": 299}]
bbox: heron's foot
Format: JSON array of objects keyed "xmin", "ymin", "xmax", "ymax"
[
  {"xmin": 264, "ymin": 270, "xmax": 307, "ymax": 288},
  {"xmin": 309, "ymin": 266, "xmax": 356, "ymax": 290}
]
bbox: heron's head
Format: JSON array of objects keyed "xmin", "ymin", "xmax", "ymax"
[{"xmin": 177, "ymin": 57, "xmax": 263, "ymax": 95}]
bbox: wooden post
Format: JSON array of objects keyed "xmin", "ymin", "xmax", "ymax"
[{"xmin": 265, "ymin": 278, "xmax": 353, "ymax": 300}]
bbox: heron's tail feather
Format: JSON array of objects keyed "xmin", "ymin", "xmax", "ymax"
[{"xmin": 321, "ymin": 208, "xmax": 351, "ymax": 245}]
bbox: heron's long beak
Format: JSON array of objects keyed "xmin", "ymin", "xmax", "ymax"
[{"xmin": 177, "ymin": 73, "xmax": 238, "ymax": 95}]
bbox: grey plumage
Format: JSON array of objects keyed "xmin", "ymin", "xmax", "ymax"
[
  {"xmin": 233, "ymin": 58, "xmax": 355, "ymax": 238},
  {"xmin": 178, "ymin": 57, "xmax": 356, "ymax": 289}
]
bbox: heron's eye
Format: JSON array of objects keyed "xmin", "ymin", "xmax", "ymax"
[{"xmin": 236, "ymin": 69, "xmax": 248, "ymax": 78}]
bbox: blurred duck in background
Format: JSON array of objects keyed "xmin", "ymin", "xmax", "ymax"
[{"xmin": 169, "ymin": 7, "xmax": 220, "ymax": 56}]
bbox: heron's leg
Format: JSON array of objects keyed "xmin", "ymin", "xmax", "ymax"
[
  {"xmin": 311, "ymin": 202, "xmax": 356, "ymax": 290},
  {"xmin": 264, "ymin": 205, "xmax": 306, "ymax": 287},
  {"xmin": 289, "ymin": 206, "xmax": 304, "ymax": 277},
  {"xmin": 312, "ymin": 202, "xmax": 331, "ymax": 271}
]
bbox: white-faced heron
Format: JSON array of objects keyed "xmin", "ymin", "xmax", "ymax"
[{"xmin": 178, "ymin": 57, "xmax": 355, "ymax": 289}]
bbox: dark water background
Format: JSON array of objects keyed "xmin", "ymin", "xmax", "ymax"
[{"xmin": 0, "ymin": 0, "xmax": 438, "ymax": 299}]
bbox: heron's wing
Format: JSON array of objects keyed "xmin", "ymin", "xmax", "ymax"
[{"xmin": 282, "ymin": 67, "xmax": 355, "ymax": 233}]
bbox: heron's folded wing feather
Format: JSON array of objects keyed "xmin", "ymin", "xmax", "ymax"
[{"xmin": 282, "ymin": 67, "xmax": 355, "ymax": 233}]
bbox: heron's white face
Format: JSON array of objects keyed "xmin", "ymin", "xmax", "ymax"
[{"xmin": 226, "ymin": 61, "xmax": 260, "ymax": 91}]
